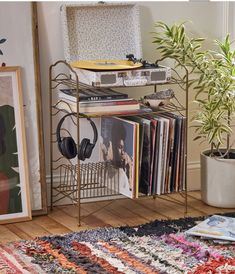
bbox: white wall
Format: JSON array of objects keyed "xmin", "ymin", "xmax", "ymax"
[
  {"xmin": 0, "ymin": 3, "xmax": 43, "ymax": 210},
  {"xmin": 229, "ymin": 2, "xmax": 235, "ymax": 39},
  {"xmin": 37, "ymin": 1, "xmax": 225, "ymax": 191}
]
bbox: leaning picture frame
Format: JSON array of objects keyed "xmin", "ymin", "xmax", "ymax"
[
  {"xmin": 0, "ymin": 67, "xmax": 32, "ymax": 224},
  {"xmin": 0, "ymin": 3, "xmax": 47, "ymax": 215}
]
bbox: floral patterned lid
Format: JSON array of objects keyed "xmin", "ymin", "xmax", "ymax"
[{"xmin": 61, "ymin": 3, "xmax": 142, "ymax": 62}]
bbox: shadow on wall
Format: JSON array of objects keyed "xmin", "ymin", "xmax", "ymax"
[
  {"xmin": 37, "ymin": 2, "xmax": 65, "ymax": 175},
  {"xmin": 138, "ymin": 5, "xmax": 156, "ymax": 63}
]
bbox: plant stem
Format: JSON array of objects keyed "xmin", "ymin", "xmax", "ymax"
[
  {"xmin": 227, "ymin": 109, "xmax": 231, "ymax": 158},
  {"xmin": 211, "ymin": 143, "xmax": 214, "ymax": 155}
]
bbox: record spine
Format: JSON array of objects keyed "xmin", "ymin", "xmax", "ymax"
[{"xmin": 59, "ymin": 88, "xmax": 128, "ymax": 102}]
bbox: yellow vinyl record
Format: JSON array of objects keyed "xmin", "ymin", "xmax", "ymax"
[{"xmin": 70, "ymin": 60, "xmax": 143, "ymax": 70}]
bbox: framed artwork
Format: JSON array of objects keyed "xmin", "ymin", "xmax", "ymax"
[
  {"xmin": 0, "ymin": 3, "xmax": 47, "ymax": 215},
  {"xmin": 0, "ymin": 67, "xmax": 31, "ymax": 224}
]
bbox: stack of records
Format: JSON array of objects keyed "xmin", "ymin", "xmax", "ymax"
[
  {"xmin": 99, "ymin": 113, "xmax": 186, "ymax": 199},
  {"xmin": 57, "ymin": 88, "xmax": 151, "ymax": 115}
]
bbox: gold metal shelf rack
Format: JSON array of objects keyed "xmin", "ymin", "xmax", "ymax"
[{"xmin": 49, "ymin": 60, "xmax": 189, "ymax": 226}]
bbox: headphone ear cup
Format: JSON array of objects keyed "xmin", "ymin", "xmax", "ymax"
[
  {"xmin": 78, "ymin": 138, "xmax": 90, "ymax": 161},
  {"xmin": 61, "ymin": 137, "xmax": 77, "ymax": 159},
  {"xmin": 84, "ymin": 142, "xmax": 94, "ymax": 159}
]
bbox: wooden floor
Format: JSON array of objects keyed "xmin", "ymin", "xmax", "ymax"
[{"xmin": 1, "ymin": 191, "xmax": 235, "ymax": 244}]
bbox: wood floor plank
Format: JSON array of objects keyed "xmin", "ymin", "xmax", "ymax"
[
  {"xmin": 188, "ymin": 191, "xmax": 202, "ymax": 200},
  {"xmin": 59, "ymin": 204, "xmax": 90, "ymax": 218},
  {"xmin": 33, "ymin": 216, "xmax": 71, "ymax": 235},
  {"xmin": 1, "ymin": 191, "xmax": 235, "ymax": 244},
  {"xmin": 48, "ymin": 207, "xmax": 90, "ymax": 231},
  {"xmin": 82, "ymin": 214, "xmax": 111, "ymax": 228},
  {"xmin": 81, "ymin": 200, "xmax": 115, "ymax": 216},
  {"xmin": 163, "ymin": 193, "xmax": 206, "ymax": 218},
  {"xmin": 114, "ymin": 198, "xmax": 165, "ymax": 222},
  {"xmin": 188, "ymin": 192, "xmax": 235, "ymax": 213},
  {"xmin": 5, "ymin": 223, "xmax": 33, "ymax": 241},
  {"xmin": 104, "ymin": 200, "xmax": 147, "ymax": 226},
  {"xmin": 85, "ymin": 204, "xmax": 128, "ymax": 227},
  {"xmin": 14, "ymin": 220, "xmax": 51, "ymax": 238},
  {"xmin": 0, "ymin": 225, "xmax": 21, "ymax": 243},
  {"xmin": 136, "ymin": 196, "xmax": 185, "ymax": 219},
  {"xmin": 59, "ymin": 201, "xmax": 112, "ymax": 219},
  {"xmin": 167, "ymin": 192, "xmax": 214, "ymax": 216},
  {"xmin": 84, "ymin": 212, "xmax": 124, "ymax": 227},
  {"xmin": 58, "ymin": 201, "xmax": 124, "ymax": 227},
  {"xmin": 173, "ymin": 192, "xmax": 235, "ymax": 215}
]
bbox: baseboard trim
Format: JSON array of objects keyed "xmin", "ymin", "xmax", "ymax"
[
  {"xmin": 187, "ymin": 161, "xmax": 201, "ymax": 191},
  {"xmin": 187, "ymin": 161, "xmax": 200, "ymax": 170}
]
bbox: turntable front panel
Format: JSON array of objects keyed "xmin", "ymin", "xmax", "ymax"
[{"xmin": 73, "ymin": 66, "xmax": 171, "ymax": 87}]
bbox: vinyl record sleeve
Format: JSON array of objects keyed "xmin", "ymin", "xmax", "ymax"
[
  {"xmin": 128, "ymin": 117, "xmax": 151, "ymax": 195},
  {"xmin": 59, "ymin": 88, "xmax": 128, "ymax": 102},
  {"xmin": 186, "ymin": 215, "xmax": 235, "ymax": 241},
  {"xmin": 56, "ymin": 100, "xmax": 151, "ymax": 117},
  {"xmin": 123, "ymin": 116, "xmax": 146, "ymax": 195},
  {"xmin": 100, "ymin": 117, "xmax": 138, "ymax": 199},
  {"xmin": 157, "ymin": 113, "xmax": 175, "ymax": 193}
]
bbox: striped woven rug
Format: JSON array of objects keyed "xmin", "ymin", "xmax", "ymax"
[{"xmin": 1, "ymin": 214, "xmax": 235, "ymax": 273}]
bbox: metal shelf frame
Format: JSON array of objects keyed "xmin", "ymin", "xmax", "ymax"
[{"xmin": 49, "ymin": 60, "xmax": 189, "ymax": 226}]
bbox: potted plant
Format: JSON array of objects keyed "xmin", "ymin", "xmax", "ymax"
[{"xmin": 153, "ymin": 22, "xmax": 235, "ymax": 207}]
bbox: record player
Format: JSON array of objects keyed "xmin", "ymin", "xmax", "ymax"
[{"xmin": 61, "ymin": 3, "xmax": 171, "ymax": 87}]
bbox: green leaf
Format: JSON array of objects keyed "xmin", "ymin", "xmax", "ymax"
[
  {"xmin": 0, "ymin": 38, "xmax": 6, "ymax": 44},
  {"xmin": 232, "ymin": 67, "xmax": 235, "ymax": 77},
  {"xmin": 192, "ymin": 38, "xmax": 205, "ymax": 42},
  {"xmin": 152, "ymin": 21, "xmax": 234, "ymax": 150},
  {"xmin": 193, "ymin": 136, "xmax": 202, "ymax": 141}
]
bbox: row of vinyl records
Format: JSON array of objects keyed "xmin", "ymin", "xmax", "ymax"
[
  {"xmin": 99, "ymin": 113, "xmax": 186, "ymax": 199},
  {"xmin": 57, "ymin": 88, "xmax": 152, "ymax": 115}
]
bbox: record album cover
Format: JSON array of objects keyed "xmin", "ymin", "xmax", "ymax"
[
  {"xmin": 186, "ymin": 215, "xmax": 235, "ymax": 241},
  {"xmin": 100, "ymin": 117, "xmax": 138, "ymax": 198}
]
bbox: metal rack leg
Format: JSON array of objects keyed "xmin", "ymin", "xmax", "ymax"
[
  {"xmin": 49, "ymin": 65, "xmax": 53, "ymax": 211},
  {"xmin": 77, "ymin": 164, "xmax": 81, "ymax": 226},
  {"xmin": 184, "ymin": 69, "xmax": 189, "ymax": 215},
  {"xmin": 184, "ymin": 153, "xmax": 188, "ymax": 215}
]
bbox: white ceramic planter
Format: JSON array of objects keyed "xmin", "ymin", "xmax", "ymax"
[{"xmin": 201, "ymin": 150, "xmax": 235, "ymax": 208}]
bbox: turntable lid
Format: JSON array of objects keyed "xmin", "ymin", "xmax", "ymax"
[{"xmin": 61, "ymin": 3, "xmax": 142, "ymax": 62}]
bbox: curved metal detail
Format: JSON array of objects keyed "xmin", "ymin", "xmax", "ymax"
[{"xmin": 49, "ymin": 59, "xmax": 188, "ymax": 226}]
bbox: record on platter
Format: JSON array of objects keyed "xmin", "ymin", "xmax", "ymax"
[{"xmin": 70, "ymin": 60, "xmax": 143, "ymax": 71}]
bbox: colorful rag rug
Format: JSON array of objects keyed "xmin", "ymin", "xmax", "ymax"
[{"xmin": 1, "ymin": 214, "xmax": 235, "ymax": 273}]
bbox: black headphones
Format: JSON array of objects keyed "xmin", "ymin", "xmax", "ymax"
[{"xmin": 56, "ymin": 112, "xmax": 98, "ymax": 161}]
